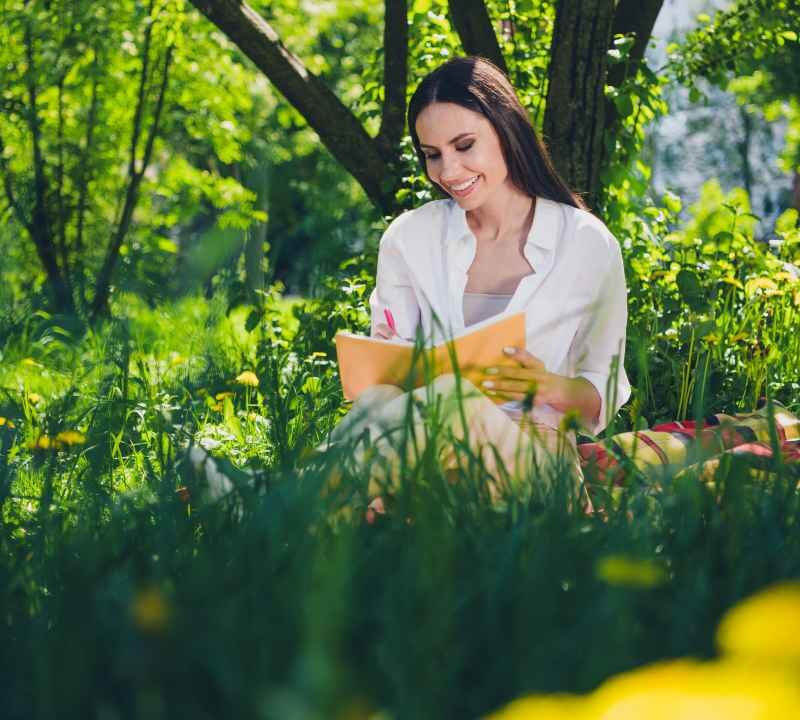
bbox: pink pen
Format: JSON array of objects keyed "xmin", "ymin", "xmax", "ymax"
[{"xmin": 383, "ymin": 308, "xmax": 397, "ymax": 336}]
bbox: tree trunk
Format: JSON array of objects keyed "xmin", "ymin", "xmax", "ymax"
[
  {"xmin": 739, "ymin": 106, "xmax": 753, "ymax": 199},
  {"xmin": 447, "ymin": 0, "xmax": 507, "ymax": 74},
  {"xmin": 543, "ymin": 0, "xmax": 616, "ymax": 209},
  {"xmin": 188, "ymin": 0, "xmax": 403, "ymax": 214},
  {"xmin": 603, "ymin": 0, "xmax": 664, "ymax": 139},
  {"xmin": 23, "ymin": 22, "xmax": 76, "ymax": 314}
]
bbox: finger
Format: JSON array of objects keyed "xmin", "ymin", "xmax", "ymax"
[
  {"xmin": 485, "ymin": 366, "xmax": 547, "ymax": 381},
  {"xmin": 374, "ymin": 322, "xmax": 395, "ymax": 339},
  {"xmin": 483, "ymin": 388, "xmax": 547, "ymax": 406},
  {"xmin": 365, "ymin": 496, "xmax": 386, "ymax": 525},
  {"xmin": 481, "ymin": 378, "xmax": 539, "ymax": 395},
  {"xmin": 483, "ymin": 389, "xmax": 527, "ymax": 403},
  {"xmin": 502, "ymin": 347, "xmax": 545, "ymax": 370}
]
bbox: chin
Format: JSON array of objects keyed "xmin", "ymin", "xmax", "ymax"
[{"xmin": 455, "ymin": 193, "xmax": 485, "ymax": 210}]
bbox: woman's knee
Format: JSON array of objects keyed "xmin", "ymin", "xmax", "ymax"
[
  {"xmin": 354, "ymin": 383, "xmax": 404, "ymax": 406},
  {"xmin": 430, "ymin": 373, "xmax": 479, "ymax": 396}
]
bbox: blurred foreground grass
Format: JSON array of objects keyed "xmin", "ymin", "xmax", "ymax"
[
  {"xmin": 2, "ymin": 193, "xmax": 800, "ymax": 717},
  {"xmin": 0, "ymin": 289, "xmax": 798, "ymax": 719}
]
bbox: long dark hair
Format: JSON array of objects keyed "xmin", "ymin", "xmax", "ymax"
[{"xmin": 407, "ymin": 56, "xmax": 586, "ymax": 210}]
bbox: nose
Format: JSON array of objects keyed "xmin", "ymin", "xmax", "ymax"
[{"xmin": 437, "ymin": 152, "xmax": 463, "ymax": 184}]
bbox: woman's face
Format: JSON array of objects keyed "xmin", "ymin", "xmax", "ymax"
[{"xmin": 415, "ymin": 101, "xmax": 511, "ymax": 209}]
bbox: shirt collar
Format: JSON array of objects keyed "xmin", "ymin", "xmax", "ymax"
[{"xmin": 448, "ymin": 196, "xmax": 559, "ymax": 252}]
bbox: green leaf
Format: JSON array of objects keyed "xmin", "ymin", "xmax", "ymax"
[
  {"xmin": 776, "ymin": 209, "xmax": 799, "ymax": 234},
  {"xmin": 613, "ymin": 93, "xmax": 634, "ymax": 118},
  {"xmin": 676, "ymin": 268, "xmax": 708, "ymax": 311},
  {"xmin": 712, "ymin": 231, "xmax": 734, "ymax": 252},
  {"xmin": 245, "ymin": 309, "xmax": 261, "ymax": 333},
  {"xmin": 663, "ymin": 192, "xmax": 682, "ymax": 215},
  {"xmin": 157, "ymin": 238, "xmax": 178, "ymax": 253},
  {"xmin": 688, "ymin": 86, "xmax": 705, "ymax": 104}
]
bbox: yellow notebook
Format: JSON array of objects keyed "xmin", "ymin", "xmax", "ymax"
[{"xmin": 334, "ymin": 312, "xmax": 526, "ymax": 403}]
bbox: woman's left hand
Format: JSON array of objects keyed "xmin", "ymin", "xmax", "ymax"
[{"xmin": 480, "ymin": 346, "xmax": 567, "ymax": 407}]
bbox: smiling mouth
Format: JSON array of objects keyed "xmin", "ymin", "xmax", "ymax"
[{"xmin": 448, "ymin": 175, "xmax": 480, "ymax": 194}]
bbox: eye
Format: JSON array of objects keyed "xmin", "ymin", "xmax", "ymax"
[
  {"xmin": 424, "ymin": 152, "xmax": 440, "ymax": 161},
  {"xmin": 456, "ymin": 142, "xmax": 474, "ymax": 152}
]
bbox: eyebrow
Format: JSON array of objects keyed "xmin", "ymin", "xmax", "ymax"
[{"xmin": 419, "ymin": 132, "xmax": 475, "ymax": 150}]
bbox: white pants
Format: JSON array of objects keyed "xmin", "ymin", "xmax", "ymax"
[{"xmin": 328, "ymin": 374, "xmax": 584, "ymax": 504}]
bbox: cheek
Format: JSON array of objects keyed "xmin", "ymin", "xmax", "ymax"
[
  {"xmin": 484, "ymin": 151, "xmax": 507, "ymax": 180},
  {"xmin": 426, "ymin": 161, "xmax": 445, "ymax": 186}
]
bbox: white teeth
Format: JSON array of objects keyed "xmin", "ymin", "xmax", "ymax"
[{"xmin": 450, "ymin": 176, "xmax": 479, "ymax": 192}]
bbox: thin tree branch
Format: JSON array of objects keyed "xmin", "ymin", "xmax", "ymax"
[
  {"xmin": 25, "ymin": 23, "xmax": 54, "ymax": 250},
  {"xmin": 23, "ymin": 18, "xmax": 74, "ymax": 311},
  {"xmin": 124, "ymin": 0, "xmax": 155, "ymax": 190},
  {"xmin": 0, "ymin": 131, "xmax": 32, "ymax": 232},
  {"xmin": 91, "ymin": 0, "xmax": 155, "ymax": 317},
  {"xmin": 91, "ymin": 43, "xmax": 174, "ymax": 319},
  {"xmin": 56, "ymin": 75, "xmax": 69, "ymax": 280},
  {"xmin": 74, "ymin": 53, "xmax": 101, "ymax": 306}
]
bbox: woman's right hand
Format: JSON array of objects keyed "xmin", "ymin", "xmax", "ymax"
[{"xmin": 373, "ymin": 322, "xmax": 398, "ymax": 340}]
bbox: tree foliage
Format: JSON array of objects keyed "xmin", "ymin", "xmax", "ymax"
[{"xmin": 0, "ymin": 0, "xmax": 266, "ymax": 319}]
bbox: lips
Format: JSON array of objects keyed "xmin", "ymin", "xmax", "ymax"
[{"xmin": 447, "ymin": 175, "xmax": 480, "ymax": 197}]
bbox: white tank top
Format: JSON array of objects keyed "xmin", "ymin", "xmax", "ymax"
[{"xmin": 462, "ymin": 292, "xmax": 513, "ymax": 327}]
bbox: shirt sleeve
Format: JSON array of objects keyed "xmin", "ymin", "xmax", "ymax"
[
  {"xmin": 571, "ymin": 238, "xmax": 631, "ymax": 435},
  {"xmin": 368, "ymin": 220, "xmax": 421, "ymax": 341}
]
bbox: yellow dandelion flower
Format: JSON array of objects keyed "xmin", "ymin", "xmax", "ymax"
[
  {"xmin": 28, "ymin": 435, "xmax": 54, "ymax": 450},
  {"xmin": 235, "ymin": 370, "xmax": 259, "ymax": 387},
  {"xmin": 746, "ymin": 277, "xmax": 778, "ymax": 297},
  {"xmin": 168, "ymin": 352, "xmax": 185, "ymax": 366},
  {"xmin": 590, "ymin": 658, "xmax": 800, "ymax": 720},
  {"xmin": 54, "ymin": 430, "xmax": 86, "ymax": 446},
  {"xmin": 486, "ymin": 695, "xmax": 587, "ymax": 719},
  {"xmin": 717, "ymin": 582, "xmax": 800, "ymax": 664},
  {"xmin": 130, "ymin": 586, "xmax": 170, "ymax": 634},
  {"xmin": 214, "ymin": 391, "xmax": 235, "ymax": 401},
  {"xmin": 0, "ymin": 417, "xmax": 15, "ymax": 429},
  {"xmin": 596, "ymin": 554, "xmax": 667, "ymax": 589},
  {"xmin": 721, "ymin": 276, "xmax": 744, "ymax": 289},
  {"xmin": 28, "ymin": 393, "xmax": 42, "ymax": 405},
  {"xmin": 210, "ymin": 402, "xmax": 223, "ymax": 412}
]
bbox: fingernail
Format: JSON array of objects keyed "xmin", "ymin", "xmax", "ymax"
[
  {"xmin": 485, "ymin": 367, "xmax": 499, "ymax": 375},
  {"xmin": 482, "ymin": 380, "xmax": 495, "ymax": 389},
  {"xmin": 503, "ymin": 346, "xmax": 517, "ymax": 355}
]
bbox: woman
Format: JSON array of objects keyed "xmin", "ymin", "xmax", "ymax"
[{"xmin": 329, "ymin": 56, "xmax": 631, "ymax": 508}]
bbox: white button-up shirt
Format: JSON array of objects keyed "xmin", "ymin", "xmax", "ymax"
[{"xmin": 368, "ymin": 197, "xmax": 631, "ymax": 435}]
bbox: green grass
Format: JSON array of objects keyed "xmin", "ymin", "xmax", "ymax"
[{"xmin": 1, "ymin": 195, "xmax": 800, "ymax": 718}]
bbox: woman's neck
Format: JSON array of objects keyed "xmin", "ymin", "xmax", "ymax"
[{"xmin": 465, "ymin": 182, "xmax": 535, "ymax": 246}]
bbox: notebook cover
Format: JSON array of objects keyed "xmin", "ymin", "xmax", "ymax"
[{"xmin": 335, "ymin": 312, "xmax": 527, "ymax": 403}]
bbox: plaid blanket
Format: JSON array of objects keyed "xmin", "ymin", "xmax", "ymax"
[{"xmin": 578, "ymin": 401, "xmax": 800, "ymax": 486}]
